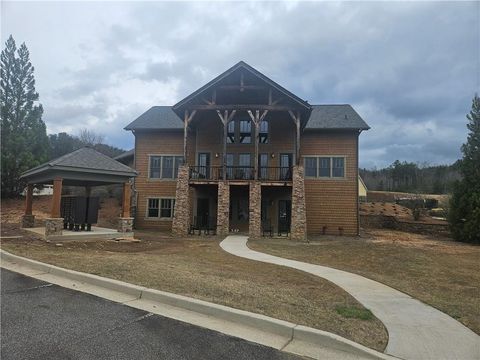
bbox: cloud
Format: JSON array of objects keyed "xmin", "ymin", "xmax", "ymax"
[{"xmin": 2, "ymin": 1, "xmax": 478, "ymax": 166}]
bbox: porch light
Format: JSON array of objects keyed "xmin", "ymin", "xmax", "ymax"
[
  {"xmin": 215, "ymin": 153, "xmax": 219, "ymax": 158},
  {"xmin": 271, "ymin": 153, "xmax": 275, "ymax": 158}
]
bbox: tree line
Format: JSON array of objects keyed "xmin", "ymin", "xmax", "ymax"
[
  {"xmin": 360, "ymin": 160, "xmax": 462, "ymax": 195},
  {"xmin": 1, "ymin": 35, "xmax": 124, "ymax": 198}
]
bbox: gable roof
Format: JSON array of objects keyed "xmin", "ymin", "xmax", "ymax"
[
  {"xmin": 114, "ymin": 149, "xmax": 134, "ymax": 160},
  {"xmin": 172, "ymin": 61, "xmax": 311, "ymax": 112},
  {"xmin": 124, "ymin": 106, "xmax": 183, "ymax": 130},
  {"xmin": 305, "ymin": 105, "xmax": 370, "ymax": 130},
  {"xmin": 125, "ymin": 104, "xmax": 369, "ymax": 131},
  {"xmin": 21, "ymin": 147, "xmax": 137, "ymax": 182}
]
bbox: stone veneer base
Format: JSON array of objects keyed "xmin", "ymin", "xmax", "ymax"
[
  {"xmin": 118, "ymin": 217, "xmax": 134, "ymax": 233},
  {"xmin": 21, "ymin": 214, "xmax": 35, "ymax": 228}
]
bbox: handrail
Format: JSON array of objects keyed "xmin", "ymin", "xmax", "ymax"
[{"xmin": 189, "ymin": 166, "xmax": 292, "ymax": 181}]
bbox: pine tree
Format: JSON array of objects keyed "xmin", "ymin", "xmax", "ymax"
[
  {"xmin": 448, "ymin": 95, "xmax": 480, "ymax": 243},
  {"xmin": 1, "ymin": 35, "xmax": 49, "ymax": 197}
]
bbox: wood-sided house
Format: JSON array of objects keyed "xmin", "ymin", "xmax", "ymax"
[{"xmin": 124, "ymin": 61, "xmax": 369, "ymax": 240}]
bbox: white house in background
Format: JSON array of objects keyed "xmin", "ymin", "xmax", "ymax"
[
  {"xmin": 22, "ymin": 185, "xmax": 54, "ymax": 197},
  {"xmin": 359, "ymin": 176, "xmax": 368, "ymax": 202}
]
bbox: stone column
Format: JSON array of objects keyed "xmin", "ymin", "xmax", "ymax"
[
  {"xmin": 118, "ymin": 182, "xmax": 134, "ymax": 233},
  {"xmin": 216, "ymin": 181, "xmax": 230, "ymax": 236},
  {"xmin": 291, "ymin": 165, "xmax": 307, "ymax": 241},
  {"xmin": 249, "ymin": 181, "xmax": 261, "ymax": 238},
  {"xmin": 22, "ymin": 184, "xmax": 35, "ymax": 228},
  {"xmin": 46, "ymin": 177, "xmax": 64, "ymax": 238},
  {"xmin": 172, "ymin": 165, "xmax": 191, "ymax": 236}
]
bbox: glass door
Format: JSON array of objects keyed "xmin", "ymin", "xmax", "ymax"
[
  {"xmin": 198, "ymin": 153, "xmax": 210, "ymax": 179},
  {"xmin": 258, "ymin": 153, "xmax": 268, "ymax": 180},
  {"xmin": 279, "ymin": 153, "xmax": 293, "ymax": 180}
]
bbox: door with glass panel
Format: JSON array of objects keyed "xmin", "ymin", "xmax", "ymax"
[
  {"xmin": 279, "ymin": 153, "xmax": 293, "ymax": 180},
  {"xmin": 197, "ymin": 153, "xmax": 210, "ymax": 179},
  {"xmin": 238, "ymin": 154, "xmax": 251, "ymax": 179},
  {"xmin": 258, "ymin": 153, "xmax": 268, "ymax": 180},
  {"xmin": 225, "ymin": 153, "xmax": 234, "ymax": 179}
]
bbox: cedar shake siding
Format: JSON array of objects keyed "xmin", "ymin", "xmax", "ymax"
[{"xmin": 125, "ymin": 61, "xmax": 369, "ymax": 238}]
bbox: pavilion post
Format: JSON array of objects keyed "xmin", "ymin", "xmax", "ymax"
[
  {"xmin": 51, "ymin": 177, "xmax": 63, "ymax": 218},
  {"xmin": 118, "ymin": 181, "xmax": 133, "ymax": 234},
  {"xmin": 21, "ymin": 184, "xmax": 35, "ymax": 228},
  {"xmin": 45, "ymin": 177, "xmax": 64, "ymax": 240}
]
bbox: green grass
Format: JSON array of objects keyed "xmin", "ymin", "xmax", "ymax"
[{"xmin": 335, "ymin": 305, "xmax": 374, "ymax": 320}]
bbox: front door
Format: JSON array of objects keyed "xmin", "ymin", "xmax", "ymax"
[
  {"xmin": 279, "ymin": 153, "xmax": 293, "ymax": 180},
  {"xmin": 278, "ymin": 200, "xmax": 291, "ymax": 235},
  {"xmin": 198, "ymin": 153, "xmax": 210, "ymax": 179},
  {"xmin": 197, "ymin": 198, "xmax": 209, "ymax": 227}
]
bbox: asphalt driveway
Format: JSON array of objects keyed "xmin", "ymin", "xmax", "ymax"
[{"xmin": 0, "ymin": 269, "xmax": 299, "ymax": 360}]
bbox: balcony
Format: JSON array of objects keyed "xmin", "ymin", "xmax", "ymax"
[{"xmin": 189, "ymin": 166, "xmax": 292, "ymax": 182}]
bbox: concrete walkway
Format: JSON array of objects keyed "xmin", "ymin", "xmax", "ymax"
[{"xmin": 220, "ymin": 235, "xmax": 480, "ymax": 360}]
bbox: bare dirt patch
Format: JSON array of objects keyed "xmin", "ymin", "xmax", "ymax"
[
  {"xmin": 250, "ymin": 229, "xmax": 480, "ymax": 335},
  {"xmin": 0, "ymin": 226, "xmax": 388, "ymax": 351}
]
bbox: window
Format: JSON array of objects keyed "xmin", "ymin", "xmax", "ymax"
[
  {"xmin": 319, "ymin": 157, "xmax": 331, "ymax": 177},
  {"xmin": 259, "ymin": 120, "xmax": 268, "ymax": 143},
  {"xmin": 239, "ymin": 120, "xmax": 251, "ymax": 144},
  {"xmin": 150, "ymin": 157, "xmax": 161, "ymax": 178},
  {"xmin": 149, "ymin": 155, "xmax": 184, "ymax": 179},
  {"xmin": 238, "ymin": 153, "xmax": 251, "ymax": 179},
  {"xmin": 147, "ymin": 198, "xmax": 175, "ymax": 219},
  {"xmin": 147, "ymin": 198, "xmax": 159, "ymax": 217},
  {"xmin": 227, "ymin": 121, "xmax": 235, "ymax": 143},
  {"xmin": 304, "ymin": 157, "xmax": 317, "ymax": 177},
  {"xmin": 332, "ymin": 157, "xmax": 345, "ymax": 177},
  {"xmin": 162, "ymin": 156, "xmax": 174, "ymax": 179},
  {"xmin": 160, "ymin": 199, "xmax": 175, "ymax": 218},
  {"xmin": 304, "ymin": 156, "xmax": 346, "ymax": 178}
]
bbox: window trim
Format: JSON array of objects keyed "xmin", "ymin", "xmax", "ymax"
[
  {"xmin": 147, "ymin": 154, "xmax": 184, "ymax": 181},
  {"xmin": 303, "ymin": 155, "xmax": 347, "ymax": 179},
  {"xmin": 145, "ymin": 196, "xmax": 176, "ymax": 220}
]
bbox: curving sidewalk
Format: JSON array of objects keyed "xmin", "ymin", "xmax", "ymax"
[{"xmin": 220, "ymin": 235, "xmax": 480, "ymax": 360}]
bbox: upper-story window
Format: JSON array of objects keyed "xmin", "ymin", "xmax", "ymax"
[
  {"xmin": 259, "ymin": 120, "xmax": 268, "ymax": 143},
  {"xmin": 239, "ymin": 120, "xmax": 251, "ymax": 144},
  {"xmin": 304, "ymin": 156, "xmax": 346, "ymax": 178},
  {"xmin": 227, "ymin": 121, "xmax": 235, "ymax": 143},
  {"xmin": 150, "ymin": 155, "xmax": 184, "ymax": 179}
]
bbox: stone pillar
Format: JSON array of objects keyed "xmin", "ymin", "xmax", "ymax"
[
  {"xmin": 249, "ymin": 181, "xmax": 261, "ymax": 238},
  {"xmin": 22, "ymin": 184, "xmax": 35, "ymax": 228},
  {"xmin": 291, "ymin": 165, "xmax": 307, "ymax": 241},
  {"xmin": 45, "ymin": 218, "xmax": 64, "ymax": 239},
  {"xmin": 217, "ymin": 181, "xmax": 230, "ymax": 236},
  {"xmin": 118, "ymin": 217, "xmax": 134, "ymax": 233},
  {"xmin": 172, "ymin": 165, "xmax": 191, "ymax": 236}
]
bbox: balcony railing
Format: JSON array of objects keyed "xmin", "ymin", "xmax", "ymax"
[{"xmin": 189, "ymin": 166, "xmax": 292, "ymax": 182}]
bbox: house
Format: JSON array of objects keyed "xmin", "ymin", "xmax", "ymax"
[
  {"xmin": 359, "ymin": 176, "xmax": 368, "ymax": 202},
  {"xmin": 124, "ymin": 61, "xmax": 369, "ymax": 239}
]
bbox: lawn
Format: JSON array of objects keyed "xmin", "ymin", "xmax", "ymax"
[
  {"xmin": 0, "ymin": 225, "xmax": 387, "ymax": 351},
  {"xmin": 249, "ymin": 229, "xmax": 480, "ymax": 335}
]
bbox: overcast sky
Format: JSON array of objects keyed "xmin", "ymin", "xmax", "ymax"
[{"xmin": 2, "ymin": 1, "xmax": 479, "ymax": 168}]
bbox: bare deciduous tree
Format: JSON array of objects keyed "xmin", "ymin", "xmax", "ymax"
[{"xmin": 78, "ymin": 128, "xmax": 105, "ymax": 146}]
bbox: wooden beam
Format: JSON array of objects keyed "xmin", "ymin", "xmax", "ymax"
[
  {"xmin": 247, "ymin": 110, "xmax": 268, "ymax": 180},
  {"xmin": 218, "ymin": 85, "xmax": 264, "ymax": 91},
  {"xmin": 121, "ymin": 182, "xmax": 131, "ymax": 218},
  {"xmin": 288, "ymin": 111, "xmax": 301, "ymax": 165},
  {"xmin": 51, "ymin": 177, "xmax": 62, "ymax": 218},
  {"xmin": 25, "ymin": 184, "xmax": 33, "ymax": 216},
  {"xmin": 187, "ymin": 104, "xmax": 300, "ymax": 111},
  {"xmin": 217, "ymin": 110, "xmax": 236, "ymax": 180},
  {"xmin": 240, "ymin": 72, "xmax": 244, "ymax": 92},
  {"xmin": 183, "ymin": 110, "xmax": 196, "ymax": 161}
]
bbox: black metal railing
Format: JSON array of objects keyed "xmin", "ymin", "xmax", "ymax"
[{"xmin": 189, "ymin": 166, "xmax": 292, "ymax": 182}]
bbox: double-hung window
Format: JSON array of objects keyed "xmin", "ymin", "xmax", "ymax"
[
  {"xmin": 147, "ymin": 198, "xmax": 175, "ymax": 219},
  {"xmin": 239, "ymin": 120, "xmax": 252, "ymax": 144},
  {"xmin": 304, "ymin": 156, "xmax": 346, "ymax": 178},
  {"xmin": 259, "ymin": 120, "xmax": 268, "ymax": 143},
  {"xmin": 149, "ymin": 155, "xmax": 184, "ymax": 179}
]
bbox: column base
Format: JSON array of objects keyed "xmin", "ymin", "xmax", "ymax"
[
  {"xmin": 45, "ymin": 218, "xmax": 64, "ymax": 237},
  {"xmin": 21, "ymin": 214, "xmax": 35, "ymax": 228},
  {"xmin": 118, "ymin": 217, "xmax": 134, "ymax": 233}
]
